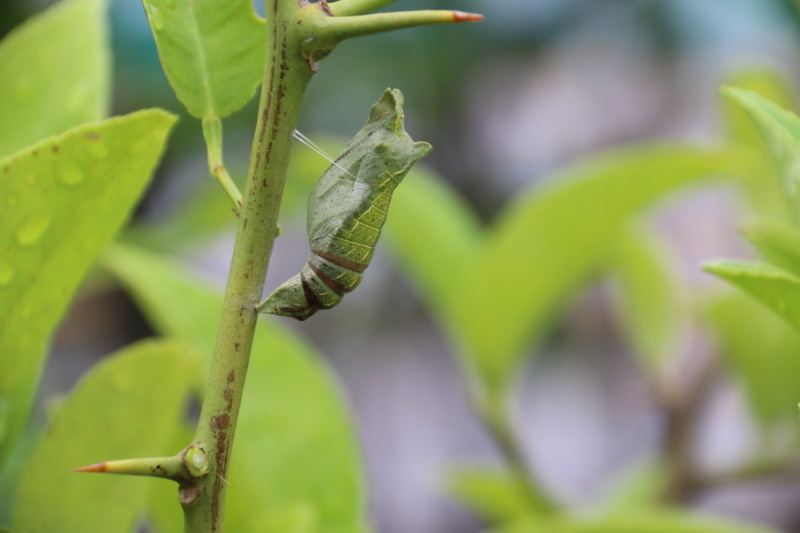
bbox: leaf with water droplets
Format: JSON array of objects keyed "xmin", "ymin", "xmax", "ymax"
[
  {"xmin": 704, "ymin": 260, "xmax": 800, "ymax": 333},
  {"xmin": 0, "ymin": 110, "xmax": 176, "ymax": 467},
  {"xmin": 0, "ymin": 0, "xmax": 110, "ymax": 157},
  {"xmin": 142, "ymin": 0, "xmax": 264, "ymax": 118},
  {"xmin": 12, "ymin": 340, "xmax": 196, "ymax": 532}
]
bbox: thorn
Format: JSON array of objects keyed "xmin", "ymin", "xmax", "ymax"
[
  {"xmin": 452, "ymin": 11, "xmax": 484, "ymax": 23},
  {"xmin": 73, "ymin": 462, "xmax": 107, "ymax": 473}
]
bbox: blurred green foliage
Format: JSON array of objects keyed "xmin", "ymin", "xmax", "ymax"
[{"xmin": 6, "ymin": 1, "xmax": 800, "ymax": 532}]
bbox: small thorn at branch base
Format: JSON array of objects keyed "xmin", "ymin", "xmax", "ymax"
[{"xmin": 452, "ymin": 11, "xmax": 484, "ymax": 23}]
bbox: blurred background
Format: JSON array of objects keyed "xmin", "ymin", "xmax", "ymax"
[{"xmin": 6, "ymin": 0, "xmax": 800, "ymax": 532}]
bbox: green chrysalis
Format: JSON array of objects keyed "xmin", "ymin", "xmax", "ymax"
[{"xmin": 258, "ymin": 88, "xmax": 432, "ymax": 320}]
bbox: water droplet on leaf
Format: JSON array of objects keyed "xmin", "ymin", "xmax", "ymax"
[
  {"xmin": 86, "ymin": 139, "xmax": 108, "ymax": 159},
  {"xmin": 16, "ymin": 216, "xmax": 51, "ymax": 246},
  {"xmin": 58, "ymin": 164, "xmax": 85, "ymax": 186}
]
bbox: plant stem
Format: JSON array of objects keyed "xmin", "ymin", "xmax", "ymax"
[
  {"xmin": 481, "ymin": 392, "xmax": 559, "ymax": 514},
  {"xmin": 657, "ymin": 351, "xmax": 718, "ymax": 504},
  {"xmin": 202, "ymin": 118, "xmax": 243, "ymax": 214},
  {"xmin": 182, "ymin": 2, "xmax": 313, "ymax": 530}
]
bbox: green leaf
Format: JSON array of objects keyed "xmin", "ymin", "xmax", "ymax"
[
  {"xmin": 447, "ymin": 467, "xmax": 531, "ymax": 523},
  {"xmin": 142, "ymin": 0, "xmax": 265, "ymax": 118},
  {"xmin": 600, "ymin": 461, "xmax": 668, "ymax": 514},
  {"xmin": 723, "ymin": 69, "xmax": 796, "ymax": 149},
  {"xmin": 720, "ymin": 71, "xmax": 795, "ymax": 224},
  {"xmin": 705, "ymin": 289, "xmax": 800, "ymax": 425},
  {"xmin": 740, "ymin": 217, "xmax": 800, "ymax": 278},
  {"xmin": 386, "ymin": 165, "xmax": 483, "ymax": 320},
  {"xmin": 0, "ymin": 110, "xmax": 176, "ymax": 466},
  {"xmin": 493, "ymin": 512, "xmax": 780, "ymax": 533},
  {"xmin": 0, "ymin": 0, "xmax": 110, "ymax": 157},
  {"xmin": 722, "ymin": 86, "xmax": 800, "ymax": 219},
  {"xmin": 703, "ymin": 261, "xmax": 800, "ymax": 333},
  {"xmin": 102, "ymin": 244, "xmax": 369, "ymax": 533},
  {"xmin": 452, "ymin": 146, "xmax": 731, "ymax": 391},
  {"xmin": 608, "ymin": 224, "xmax": 683, "ymax": 372},
  {"xmin": 11, "ymin": 339, "xmax": 195, "ymax": 532}
]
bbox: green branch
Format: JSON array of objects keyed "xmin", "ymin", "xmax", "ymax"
[{"xmin": 182, "ymin": 3, "xmax": 314, "ymax": 529}]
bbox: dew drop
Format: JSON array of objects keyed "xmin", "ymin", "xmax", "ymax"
[
  {"xmin": 58, "ymin": 164, "xmax": 85, "ymax": 186},
  {"xmin": 86, "ymin": 139, "xmax": 108, "ymax": 159},
  {"xmin": 0, "ymin": 262, "xmax": 15, "ymax": 286},
  {"xmin": 147, "ymin": 3, "xmax": 164, "ymax": 30},
  {"xmin": 16, "ymin": 216, "xmax": 51, "ymax": 246}
]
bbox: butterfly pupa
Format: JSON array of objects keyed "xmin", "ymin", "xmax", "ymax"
[{"xmin": 258, "ymin": 88, "xmax": 432, "ymax": 320}]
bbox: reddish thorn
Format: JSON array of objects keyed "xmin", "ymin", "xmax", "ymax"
[
  {"xmin": 73, "ymin": 462, "xmax": 108, "ymax": 473},
  {"xmin": 452, "ymin": 11, "xmax": 484, "ymax": 22}
]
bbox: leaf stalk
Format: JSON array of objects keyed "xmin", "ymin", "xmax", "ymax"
[{"xmin": 202, "ymin": 118, "xmax": 243, "ymax": 215}]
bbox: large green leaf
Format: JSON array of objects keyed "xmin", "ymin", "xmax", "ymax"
[
  {"xmin": 0, "ymin": 0, "xmax": 110, "ymax": 157},
  {"xmin": 608, "ymin": 224, "xmax": 683, "ymax": 372},
  {"xmin": 723, "ymin": 87, "xmax": 800, "ymax": 220},
  {"xmin": 704, "ymin": 261, "xmax": 800, "ymax": 333},
  {"xmin": 740, "ymin": 217, "xmax": 800, "ymax": 278},
  {"xmin": 706, "ymin": 289, "xmax": 800, "ymax": 425},
  {"xmin": 451, "ymin": 146, "xmax": 732, "ymax": 390},
  {"xmin": 0, "ymin": 110, "xmax": 176, "ymax": 465},
  {"xmin": 492, "ymin": 512, "xmax": 780, "ymax": 533},
  {"xmin": 12, "ymin": 339, "xmax": 195, "ymax": 532},
  {"xmin": 386, "ymin": 165, "xmax": 483, "ymax": 320},
  {"xmin": 142, "ymin": 0, "xmax": 265, "ymax": 118},
  {"xmin": 102, "ymin": 244, "xmax": 369, "ymax": 533}
]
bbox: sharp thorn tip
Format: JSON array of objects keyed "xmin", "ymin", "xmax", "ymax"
[
  {"xmin": 73, "ymin": 462, "xmax": 107, "ymax": 473},
  {"xmin": 453, "ymin": 11, "xmax": 484, "ymax": 22}
]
